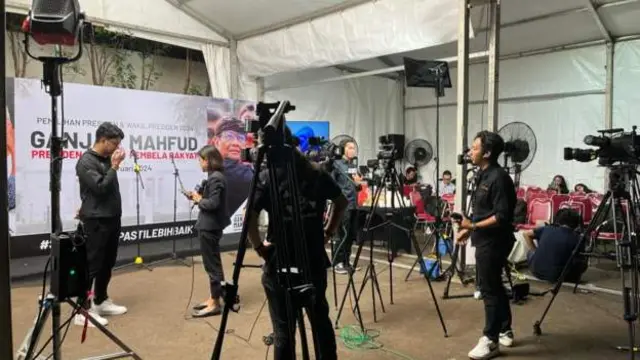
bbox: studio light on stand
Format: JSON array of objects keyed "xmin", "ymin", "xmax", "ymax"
[
  {"xmin": 15, "ymin": 1, "xmax": 140, "ymax": 359},
  {"xmin": 403, "ymin": 57, "xmax": 452, "ymax": 280}
]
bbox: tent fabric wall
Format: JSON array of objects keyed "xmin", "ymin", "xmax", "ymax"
[
  {"xmin": 406, "ymin": 46, "xmax": 607, "ymax": 192},
  {"xmin": 202, "ymin": 44, "xmax": 232, "ymax": 99},
  {"xmin": 237, "ymin": 0, "xmax": 465, "ymax": 78},
  {"xmin": 265, "ymin": 68, "xmax": 402, "ymax": 162},
  {"xmin": 613, "ymin": 39, "xmax": 640, "ymax": 131}
]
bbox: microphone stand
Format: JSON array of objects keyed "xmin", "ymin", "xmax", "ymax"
[
  {"xmin": 149, "ymin": 157, "xmax": 192, "ymax": 268},
  {"xmin": 117, "ymin": 150, "xmax": 152, "ymax": 271}
]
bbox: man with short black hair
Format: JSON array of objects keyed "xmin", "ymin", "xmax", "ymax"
[
  {"xmin": 331, "ymin": 140, "xmax": 361, "ymax": 274},
  {"xmin": 246, "ymin": 128, "xmax": 347, "ymax": 360},
  {"xmin": 75, "ymin": 122, "xmax": 127, "ymax": 327},
  {"xmin": 439, "ymin": 170, "xmax": 455, "ymax": 196},
  {"xmin": 454, "ymin": 130, "xmax": 517, "ymax": 359},
  {"xmin": 522, "ymin": 208, "xmax": 586, "ymax": 283}
]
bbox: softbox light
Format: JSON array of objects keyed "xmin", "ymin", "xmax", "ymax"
[{"xmin": 22, "ymin": 0, "xmax": 83, "ymax": 46}]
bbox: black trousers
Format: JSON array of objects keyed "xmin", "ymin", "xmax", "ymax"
[
  {"xmin": 262, "ymin": 271, "xmax": 337, "ymax": 360},
  {"xmin": 475, "ymin": 242, "xmax": 513, "ymax": 342},
  {"xmin": 333, "ymin": 209, "xmax": 357, "ymax": 266},
  {"xmin": 199, "ymin": 229, "xmax": 224, "ymax": 299},
  {"xmin": 83, "ymin": 217, "xmax": 121, "ymax": 305}
]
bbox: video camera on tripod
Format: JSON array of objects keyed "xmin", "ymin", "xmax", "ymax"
[
  {"xmin": 377, "ymin": 134, "xmax": 402, "ymax": 161},
  {"xmin": 564, "ymin": 126, "xmax": 640, "ymax": 166}
]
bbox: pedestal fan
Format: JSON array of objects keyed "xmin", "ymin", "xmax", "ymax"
[{"xmin": 497, "ymin": 122, "xmax": 537, "ymax": 188}]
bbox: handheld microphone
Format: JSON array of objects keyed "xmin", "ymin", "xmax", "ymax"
[{"xmin": 131, "ymin": 149, "xmax": 141, "ymax": 174}]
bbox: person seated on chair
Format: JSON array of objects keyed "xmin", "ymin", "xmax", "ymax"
[
  {"xmin": 573, "ymin": 183, "xmax": 593, "ymax": 194},
  {"xmin": 402, "ymin": 166, "xmax": 419, "ymax": 186},
  {"xmin": 522, "ymin": 208, "xmax": 587, "ymax": 283},
  {"xmin": 547, "ymin": 174, "xmax": 569, "ymax": 194},
  {"xmin": 439, "ymin": 170, "xmax": 456, "ymax": 196}
]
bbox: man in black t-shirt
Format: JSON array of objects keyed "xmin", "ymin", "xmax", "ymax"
[
  {"xmin": 454, "ymin": 131, "xmax": 517, "ymax": 359},
  {"xmin": 522, "ymin": 209, "xmax": 586, "ymax": 283},
  {"xmin": 246, "ymin": 135, "xmax": 347, "ymax": 360}
]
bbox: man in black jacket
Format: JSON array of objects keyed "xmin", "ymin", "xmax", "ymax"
[
  {"xmin": 74, "ymin": 122, "xmax": 127, "ymax": 327},
  {"xmin": 246, "ymin": 130, "xmax": 347, "ymax": 360},
  {"xmin": 454, "ymin": 131, "xmax": 517, "ymax": 360}
]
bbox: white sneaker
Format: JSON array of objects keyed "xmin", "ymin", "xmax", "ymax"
[
  {"xmin": 92, "ymin": 298, "xmax": 128, "ymax": 316},
  {"xmin": 474, "ymin": 290, "xmax": 483, "ymax": 300},
  {"xmin": 499, "ymin": 331, "xmax": 514, "ymax": 347},
  {"xmin": 468, "ymin": 336, "xmax": 499, "ymax": 360},
  {"xmin": 74, "ymin": 311, "xmax": 108, "ymax": 327}
]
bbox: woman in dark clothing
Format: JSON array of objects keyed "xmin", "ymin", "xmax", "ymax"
[
  {"xmin": 574, "ymin": 183, "xmax": 593, "ymax": 193},
  {"xmin": 188, "ymin": 145, "xmax": 231, "ymax": 317},
  {"xmin": 548, "ymin": 175, "xmax": 569, "ymax": 194}
]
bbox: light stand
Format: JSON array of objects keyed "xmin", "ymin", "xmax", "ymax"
[
  {"xmin": 0, "ymin": 0, "xmax": 13, "ymax": 358},
  {"xmin": 149, "ymin": 156, "xmax": 192, "ymax": 268},
  {"xmin": 402, "ymin": 59, "xmax": 452, "ymax": 280},
  {"xmin": 16, "ymin": 10, "xmax": 140, "ymax": 359},
  {"xmin": 116, "ymin": 150, "xmax": 152, "ymax": 271}
]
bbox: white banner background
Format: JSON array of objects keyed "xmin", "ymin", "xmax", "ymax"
[{"xmin": 11, "ymin": 78, "xmax": 214, "ymax": 238}]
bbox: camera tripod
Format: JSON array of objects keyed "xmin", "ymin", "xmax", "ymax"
[
  {"xmin": 533, "ymin": 165, "xmax": 640, "ymax": 359},
  {"xmin": 213, "ymin": 101, "xmax": 325, "ymax": 359},
  {"xmin": 17, "ymin": 36, "xmax": 140, "ymax": 360},
  {"xmin": 335, "ymin": 159, "xmax": 448, "ymax": 336},
  {"xmin": 149, "ymin": 156, "xmax": 192, "ymax": 268}
]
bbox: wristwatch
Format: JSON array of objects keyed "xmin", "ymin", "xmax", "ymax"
[{"xmin": 471, "ymin": 223, "xmax": 477, "ymax": 231}]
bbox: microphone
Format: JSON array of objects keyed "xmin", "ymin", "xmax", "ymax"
[{"xmin": 22, "ymin": 0, "xmax": 85, "ymax": 46}]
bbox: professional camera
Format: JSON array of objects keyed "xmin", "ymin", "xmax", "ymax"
[
  {"xmin": 564, "ymin": 127, "xmax": 640, "ymax": 166},
  {"xmin": 377, "ymin": 135, "xmax": 398, "ymax": 160},
  {"xmin": 457, "ymin": 147, "xmax": 471, "ymax": 165}
]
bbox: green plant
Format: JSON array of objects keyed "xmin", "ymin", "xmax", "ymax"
[
  {"xmin": 187, "ymin": 85, "xmax": 205, "ymax": 96},
  {"xmin": 109, "ymin": 51, "xmax": 137, "ymax": 89},
  {"xmin": 86, "ymin": 27, "xmax": 132, "ymax": 85},
  {"xmin": 137, "ymin": 41, "xmax": 170, "ymax": 90}
]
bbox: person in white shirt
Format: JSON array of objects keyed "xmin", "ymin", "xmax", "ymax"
[{"xmin": 439, "ymin": 170, "xmax": 456, "ymax": 196}]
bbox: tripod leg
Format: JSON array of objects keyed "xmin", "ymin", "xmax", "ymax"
[
  {"xmin": 329, "ymin": 237, "xmax": 338, "ymax": 308},
  {"xmin": 297, "ymin": 308, "xmax": 311, "ymax": 360},
  {"xmin": 22, "ymin": 302, "xmax": 52, "ymax": 360},
  {"xmin": 370, "ymin": 264, "xmax": 386, "ymax": 315}
]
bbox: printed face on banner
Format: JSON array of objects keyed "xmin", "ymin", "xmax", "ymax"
[
  {"xmin": 206, "ymin": 99, "xmax": 256, "ymax": 227},
  {"xmin": 6, "ymin": 80, "xmax": 16, "ymax": 236}
]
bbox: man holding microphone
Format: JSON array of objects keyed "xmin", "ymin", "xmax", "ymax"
[{"xmin": 453, "ymin": 131, "xmax": 517, "ymax": 360}]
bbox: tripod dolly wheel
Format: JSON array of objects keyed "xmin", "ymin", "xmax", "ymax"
[{"xmin": 533, "ymin": 321, "xmax": 542, "ymax": 336}]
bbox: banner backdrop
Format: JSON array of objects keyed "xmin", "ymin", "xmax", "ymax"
[
  {"xmin": 10, "ymin": 78, "xmax": 211, "ymax": 258},
  {"xmin": 8, "ymin": 79, "xmax": 332, "ymax": 259}
]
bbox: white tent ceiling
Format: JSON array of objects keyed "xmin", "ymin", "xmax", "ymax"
[
  {"xmin": 8, "ymin": 0, "xmax": 640, "ymax": 80},
  {"xmin": 343, "ymin": 0, "xmax": 640, "ymax": 71}
]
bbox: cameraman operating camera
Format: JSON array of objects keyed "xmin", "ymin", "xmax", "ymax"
[
  {"xmin": 246, "ymin": 128, "xmax": 348, "ymax": 360},
  {"xmin": 331, "ymin": 140, "xmax": 361, "ymax": 274}
]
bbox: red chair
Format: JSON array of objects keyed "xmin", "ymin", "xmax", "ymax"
[
  {"xmin": 527, "ymin": 192, "xmax": 549, "ymax": 203},
  {"xmin": 403, "ymin": 185, "xmax": 413, "ymax": 198},
  {"xmin": 545, "ymin": 189, "xmax": 558, "ymax": 197},
  {"xmin": 551, "ymin": 194, "xmax": 570, "ymax": 222},
  {"xmin": 517, "ymin": 198, "xmax": 553, "ymax": 230},
  {"xmin": 525, "ymin": 187, "xmax": 543, "ymax": 201},
  {"xmin": 559, "ymin": 198, "xmax": 592, "ymax": 225},
  {"xmin": 410, "ymin": 191, "xmax": 435, "ymax": 225}
]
